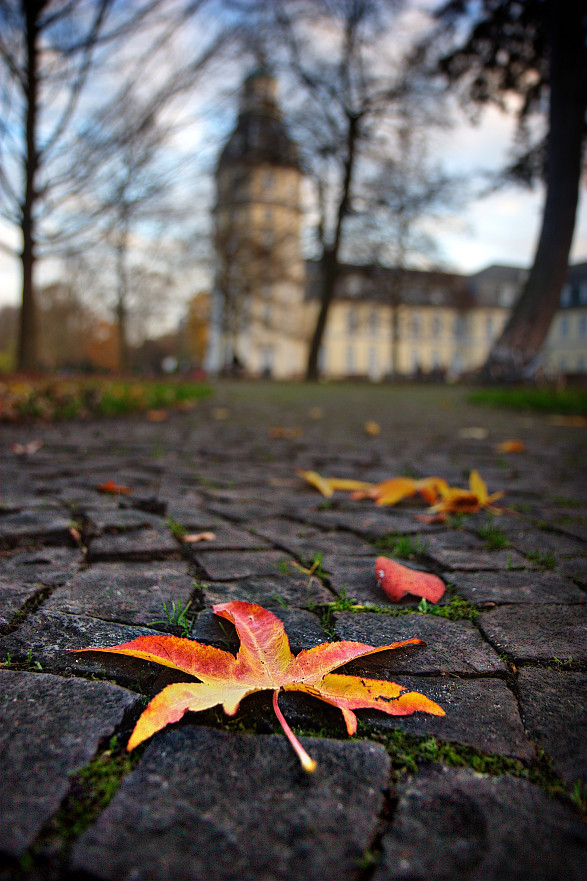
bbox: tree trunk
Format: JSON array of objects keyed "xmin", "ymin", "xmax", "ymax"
[
  {"xmin": 481, "ymin": 0, "xmax": 586, "ymax": 381},
  {"xmin": 17, "ymin": 3, "xmax": 40, "ymax": 372},
  {"xmin": 306, "ymin": 249, "xmax": 339, "ymax": 380}
]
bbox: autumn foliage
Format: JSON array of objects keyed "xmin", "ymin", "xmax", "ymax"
[{"xmin": 76, "ymin": 601, "xmax": 444, "ymax": 772}]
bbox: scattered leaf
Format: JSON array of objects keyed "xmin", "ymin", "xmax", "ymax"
[
  {"xmin": 75, "ymin": 600, "xmax": 444, "ymax": 772},
  {"xmin": 364, "ymin": 420, "xmax": 381, "ymax": 436},
  {"xmin": 269, "ymin": 426, "xmax": 303, "ymax": 439},
  {"xmin": 375, "ymin": 556, "xmax": 446, "ymax": 603},
  {"xmin": 308, "ymin": 406, "xmax": 323, "ymax": 419},
  {"xmin": 182, "ymin": 531, "xmax": 216, "ymax": 543},
  {"xmin": 297, "ymin": 469, "xmax": 373, "ymax": 497},
  {"xmin": 496, "ymin": 440, "xmax": 526, "ymax": 453},
  {"xmin": 146, "ymin": 409, "xmax": 168, "ymax": 422},
  {"xmin": 424, "ymin": 470, "xmax": 505, "ymax": 521},
  {"xmin": 458, "ymin": 427, "xmax": 489, "ymax": 439},
  {"xmin": 352, "ymin": 475, "xmax": 449, "ymax": 507},
  {"xmin": 11, "ymin": 440, "xmax": 43, "ymax": 455},
  {"xmin": 212, "ymin": 407, "xmax": 230, "ymax": 420},
  {"xmin": 97, "ymin": 480, "xmax": 132, "ymax": 495}
]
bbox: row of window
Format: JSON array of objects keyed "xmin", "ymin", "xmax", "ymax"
[
  {"xmin": 344, "ymin": 308, "xmax": 496, "ymax": 341},
  {"xmin": 341, "ymin": 345, "xmax": 462, "ymax": 376},
  {"xmin": 557, "ymin": 313, "xmax": 586, "ymax": 338}
]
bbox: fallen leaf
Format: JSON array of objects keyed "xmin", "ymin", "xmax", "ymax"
[
  {"xmin": 458, "ymin": 427, "xmax": 489, "ymax": 440},
  {"xmin": 364, "ymin": 420, "xmax": 381, "ymax": 436},
  {"xmin": 75, "ymin": 600, "xmax": 444, "ymax": 772},
  {"xmin": 308, "ymin": 406, "xmax": 323, "ymax": 419},
  {"xmin": 496, "ymin": 440, "xmax": 526, "ymax": 453},
  {"xmin": 183, "ymin": 531, "xmax": 216, "ymax": 543},
  {"xmin": 375, "ymin": 556, "xmax": 446, "ymax": 603},
  {"xmin": 425, "ymin": 470, "xmax": 505, "ymax": 520},
  {"xmin": 212, "ymin": 407, "xmax": 230, "ymax": 420},
  {"xmin": 269, "ymin": 426, "xmax": 303, "ymax": 439},
  {"xmin": 97, "ymin": 480, "xmax": 132, "ymax": 494},
  {"xmin": 297, "ymin": 470, "xmax": 373, "ymax": 497},
  {"xmin": 352, "ymin": 475, "xmax": 449, "ymax": 507},
  {"xmin": 146, "ymin": 409, "xmax": 168, "ymax": 422},
  {"xmin": 11, "ymin": 440, "xmax": 43, "ymax": 455}
]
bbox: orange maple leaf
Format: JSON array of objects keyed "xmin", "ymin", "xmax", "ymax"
[
  {"xmin": 75, "ymin": 601, "xmax": 444, "ymax": 772},
  {"xmin": 297, "ymin": 469, "xmax": 374, "ymax": 498},
  {"xmin": 496, "ymin": 439, "xmax": 526, "ymax": 453},
  {"xmin": 97, "ymin": 479, "xmax": 132, "ymax": 494},
  {"xmin": 352, "ymin": 475, "xmax": 449, "ymax": 506},
  {"xmin": 421, "ymin": 470, "xmax": 505, "ymax": 521}
]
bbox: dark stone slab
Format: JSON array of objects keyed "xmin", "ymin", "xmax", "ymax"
[
  {"xmin": 193, "ymin": 549, "xmax": 290, "ymax": 580},
  {"xmin": 0, "ymin": 610, "xmax": 161, "ymax": 684},
  {"xmin": 506, "ymin": 527, "xmax": 587, "ymax": 559},
  {"xmin": 373, "ymin": 766, "xmax": 586, "ymax": 881},
  {"xmin": 72, "ymin": 726, "xmax": 391, "ymax": 881},
  {"xmin": 84, "ymin": 507, "xmax": 165, "ymax": 532},
  {"xmin": 164, "ymin": 502, "xmax": 226, "ymax": 530},
  {"xmin": 184, "ymin": 523, "xmax": 271, "ymax": 550},
  {"xmin": 87, "ymin": 527, "xmax": 180, "ymax": 562},
  {"xmin": 0, "ymin": 582, "xmax": 45, "ymax": 630},
  {"xmin": 0, "ymin": 546, "xmax": 84, "ymax": 587},
  {"xmin": 448, "ymin": 569, "xmax": 586, "ymax": 605},
  {"xmin": 202, "ymin": 573, "xmax": 334, "ymax": 609},
  {"xmin": 353, "ymin": 675, "xmax": 533, "ymax": 760},
  {"xmin": 333, "ymin": 612, "xmax": 505, "ymax": 675},
  {"xmin": 517, "ymin": 668, "xmax": 587, "ymax": 786},
  {"xmin": 0, "ymin": 670, "xmax": 139, "ymax": 858},
  {"xmin": 249, "ymin": 517, "xmax": 374, "ymax": 558},
  {"xmin": 424, "ymin": 535, "xmax": 531, "ymax": 571},
  {"xmin": 478, "ymin": 604, "xmax": 586, "ymax": 663},
  {"xmin": 0, "ymin": 510, "xmax": 74, "ymax": 547},
  {"xmin": 44, "ymin": 561, "xmax": 197, "ymax": 627},
  {"xmin": 192, "ymin": 606, "xmax": 326, "ymax": 654}
]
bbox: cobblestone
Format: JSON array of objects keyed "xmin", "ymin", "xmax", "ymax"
[{"xmin": 1, "ymin": 383, "xmax": 585, "ymax": 879}]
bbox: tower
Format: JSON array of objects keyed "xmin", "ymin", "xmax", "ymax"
[{"xmin": 206, "ymin": 67, "xmax": 307, "ymax": 377}]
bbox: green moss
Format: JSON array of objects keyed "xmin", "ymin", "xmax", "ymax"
[
  {"xmin": 374, "ymin": 533, "xmax": 429, "ymax": 559},
  {"xmin": 476, "ymin": 519, "xmax": 510, "ymax": 550},
  {"xmin": 526, "ymin": 549, "xmax": 557, "ymax": 570}
]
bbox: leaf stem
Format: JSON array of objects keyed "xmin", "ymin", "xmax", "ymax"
[{"xmin": 272, "ymin": 690, "xmax": 317, "ymax": 773}]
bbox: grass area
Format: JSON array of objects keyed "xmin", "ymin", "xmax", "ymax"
[
  {"xmin": 467, "ymin": 386, "xmax": 587, "ymax": 416},
  {"xmin": 0, "ymin": 376, "xmax": 212, "ymax": 422}
]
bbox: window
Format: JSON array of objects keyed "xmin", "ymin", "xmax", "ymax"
[
  {"xmin": 560, "ymin": 284, "xmax": 572, "ymax": 307},
  {"xmin": 368, "ymin": 310, "xmax": 379, "ymax": 336},
  {"xmin": 347, "ymin": 307, "xmax": 359, "ymax": 335},
  {"xmin": 346, "ymin": 345, "xmax": 355, "ymax": 374},
  {"xmin": 263, "ymin": 170, "xmax": 274, "ymax": 190},
  {"xmin": 559, "ymin": 316, "xmax": 569, "ymax": 338},
  {"xmin": 432, "ymin": 316, "xmax": 442, "ymax": 338},
  {"xmin": 368, "ymin": 347, "xmax": 377, "ymax": 379},
  {"xmin": 411, "ymin": 314, "xmax": 421, "ymax": 339},
  {"xmin": 579, "ymin": 283, "xmax": 587, "ymax": 305},
  {"xmin": 486, "ymin": 316, "xmax": 494, "ymax": 339},
  {"xmin": 578, "ymin": 314, "xmax": 586, "ymax": 337},
  {"xmin": 454, "ymin": 315, "xmax": 465, "ymax": 340}
]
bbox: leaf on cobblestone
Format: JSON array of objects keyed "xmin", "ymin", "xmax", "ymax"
[
  {"xmin": 297, "ymin": 469, "xmax": 373, "ymax": 497},
  {"xmin": 496, "ymin": 439, "xmax": 526, "ymax": 453},
  {"xmin": 352, "ymin": 475, "xmax": 449, "ymax": 506},
  {"xmin": 418, "ymin": 470, "xmax": 505, "ymax": 522},
  {"xmin": 375, "ymin": 556, "xmax": 446, "ymax": 603},
  {"xmin": 75, "ymin": 601, "xmax": 444, "ymax": 772},
  {"xmin": 182, "ymin": 531, "xmax": 216, "ymax": 543},
  {"xmin": 97, "ymin": 480, "xmax": 132, "ymax": 494}
]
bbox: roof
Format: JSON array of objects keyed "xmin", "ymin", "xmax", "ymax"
[{"xmin": 218, "ymin": 70, "xmax": 300, "ymax": 171}]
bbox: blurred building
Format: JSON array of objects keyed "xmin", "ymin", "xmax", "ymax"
[{"xmin": 207, "ymin": 69, "xmax": 586, "ymax": 380}]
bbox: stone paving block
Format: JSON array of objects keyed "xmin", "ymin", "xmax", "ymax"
[
  {"xmin": 517, "ymin": 668, "xmax": 587, "ymax": 786},
  {"xmin": 333, "ymin": 612, "xmax": 505, "ymax": 675},
  {"xmin": 0, "ymin": 670, "xmax": 139, "ymax": 858},
  {"xmin": 0, "ymin": 544, "xmax": 83, "ymax": 577},
  {"xmin": 72, "ymin": 726, "xmax": 391, "ymax": 881},
  {"xmin": 193, "ymin": 549, "xmax": 290, "ymax": 580},
  {"xmin": 202, "ymin": 573, "xmax": 334, "ymax": 609},
  {"xmin": 249, "ymin": 517, "xmax": 374, "ymax": 558},
  {"xmin": 87, "ymin": 527, "xmax": 180, "ymax": 562},
  {"xmin": 0, "ymin": 610, "xmax": 161, "ymax": 684},
  {"xmin": 447, "ymin": 569, "xmax": 586, "ymax": 604},
  {"xmin": 375, "ymin": 765, "xmax": 586, "ymax": 881},
  {"xmin": 424, "ymin": 535, "xmax": 532, "ymax": 571},
  {"xmin": 192, "ymin": 606, "xmax": 327, "ymax": 653},
  {"xmin": 505, "ymin": 527, "xmax": 587, "ymax": 559},
  {"xmin": 0, "ymin": 509, "xmax": 74, "ymax": 546},
  {"xmin": 84, "ymin": 507, "xmax": 165, "ymax": 533},
  {"xmin": 306, "ymin": 507, "xmax": 443, "ymax": 538},
  {"xmin": 557, "ymin": 557, "xmax": 587, "ymax": 586},
  {"xmin": 184, "ymin": 523, "xmax": 271, "ymax": 550},
  {"xmin": 478, "ymin": 604, "xmax": 586, "ymax": 663},
  {"xmin": 43, "ymin": 561, "xmax": 197, "ymax": 627},
  {"xmin": 353, "ymin": 675, "xmax": 534, "ymax": 760},
  {"xmin": 164, "ymin": 501, "xmax": 225, "ymax": 530}
]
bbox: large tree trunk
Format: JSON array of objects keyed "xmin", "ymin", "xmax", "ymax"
[
  {"xmin": 17, "ymin": 2, "xmax": 40, "ymax": 372},
  {"xmin": 306, "ymin": 249, "xmax": 339, "ymax": 381},
  {"xmin": 481, "ymin": 0, "xmax": 586, "ymax": 381}
]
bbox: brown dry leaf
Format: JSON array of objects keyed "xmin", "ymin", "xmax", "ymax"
[
  {"xmin": 182, "ymin": 531, "xmax": 216, "ymax": 543},
  {"xmin": 146, "ymin": 409, "xmax": 168, "ymax": 422},
  {"xmin": 496, "ymin": 440, "xmax": 526, "ymax": 453},
  {"xmin": 308, "ymin": 406, "xmax": 323, "ymax": 419},
  {"xmin": 212, "ymin": 407, "xmax": 230, "ymax": 420},
  {"xmin": 11, "ymin": 440, "xmax": 43, "ymax": 455},
  {"xmin": 269, "ymin": 426, "xmax": 303, "ymax": 439},
  {"xmin": 97, "ymin": 480, "xmax": 132, "ymax": 495},
  {"xmin": 364, "ymin": 420, "xmax": 381, "ymax": 436},
  {"xmin": 297, "ymin": 469, "xmax": 373, "ymax": 497},
  {"xmin": 75, "ymin": 601, "xmax": 444, "ymax": 773}
]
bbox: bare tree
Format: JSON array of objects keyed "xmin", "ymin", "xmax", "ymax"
[
  {"xmin": 0, "ymin": 0, "xmax": 226, "ymax": 371},
  {"xmin": 422, "ymin": 0, "xmax": 587, "ymax": 380}
]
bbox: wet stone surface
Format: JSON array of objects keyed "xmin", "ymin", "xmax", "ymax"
[{"xmin": 0, "ymin": 387, "xmax": 585, "ymax": 880}]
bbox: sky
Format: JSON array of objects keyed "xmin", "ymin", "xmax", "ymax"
[{"xmin": 1, "ymin": 0, "xmax": 585, "ymax": 312}]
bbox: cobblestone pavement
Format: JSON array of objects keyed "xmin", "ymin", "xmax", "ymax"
[{"xmin": 1, "ymin": 383, "xmax": 585, "ymax": 881}]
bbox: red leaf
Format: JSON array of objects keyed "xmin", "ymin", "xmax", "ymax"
[
  {"xmin": 375, "ymin": 556, "xmax": 445, "ymax": 603},
  {"xmin": 97, "ymin": 479, "xmax": 131, "ymax": 494}
]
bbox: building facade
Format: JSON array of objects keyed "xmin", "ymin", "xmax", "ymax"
[{"xmin": 207, "ymin": 70, "xmax": 586, "ymax": 380}]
